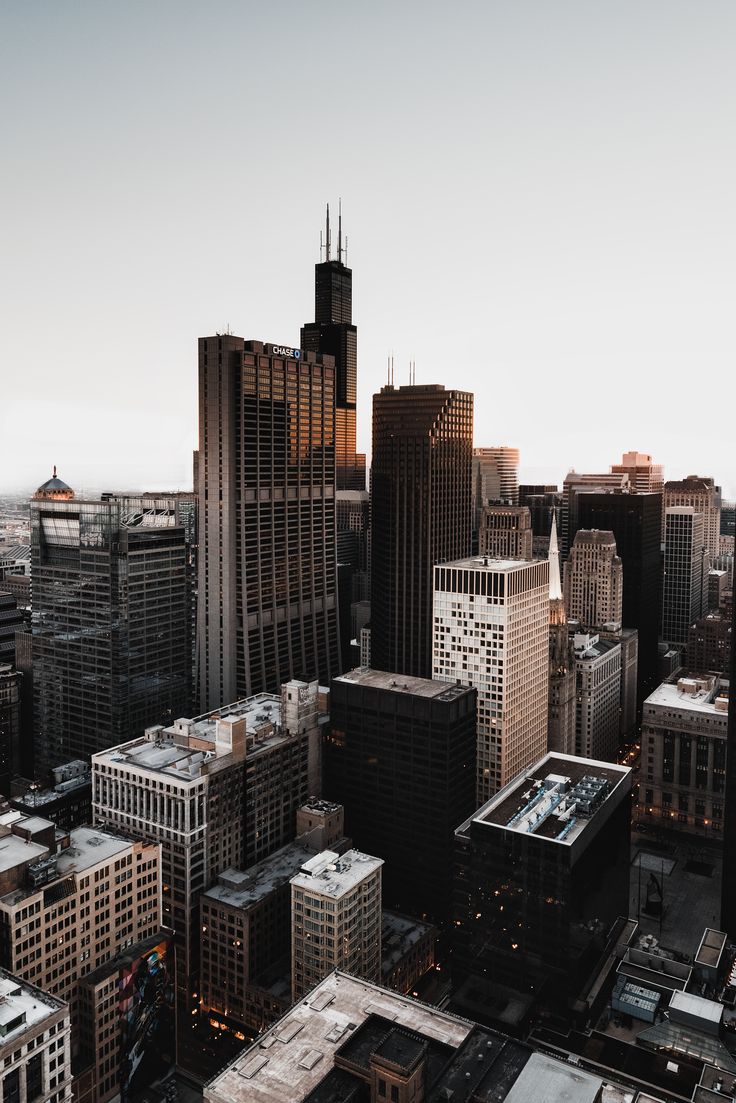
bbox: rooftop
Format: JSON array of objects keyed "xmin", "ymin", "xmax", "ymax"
[
  {"xmin": 290, "ymin": 849, "xmax": 383, "ymax": 897},
  {"xmin": 0, "ymin": 827, "xmax": 136, "ymax": 907},
  {"xmin": 440, "ymin": 555, "xmax": 542, "ymax": 574},
  {"xmin": 502, "ymin": 1053, "xmax": 603, "ymax": 1103},
  {"xmin": 0, "ymin": 835, "xmax": 49, "ymax": 875},
  {"xmin": 573, "ymin": 633, "xmax": 622, "ymax": 661},
  {"xmin": 381, "ymin": 911, "xmax": 436, "ymax": 975},
  {"xmin": 334, "ymin": 667, "xmax": 473, "ymax": 701},
  {"xmin": 203, "ymin": 841, "xmax": 316, "ymax": 911},
  {"xmin": 0, "ymin": 971, "xmax": 66, "ymax": 1045},
  {"xmin": 646, "ymin": 674, "xmax": 729, "ymax": 716},
  {"xmin": 93, "ymin": 687, "xmax": 318, "ymax": 781},
  {"xmin": 462, "ymin": 753, "xmax": 631, "ymax": 848}
]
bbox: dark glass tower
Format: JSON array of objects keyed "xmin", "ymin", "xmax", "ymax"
[
  {"xmin": 31, "ymin": 480, "xmax": 191, "ymax": 776},
  {"xmin": 371, "ymin": 384, "xmax": 473, "ymax": 679},
  {"xmin": 721, "ymin": 594, "xmax": 736, "ymax": 936},
  {"xmin": 576, "ymin": 491, "xmax": 662, "ymax": 703},
  {"xmin": 301, "ymin": 203, "xmax": 364, "ymax": 492},
  {"xmin": 197, "ymin": 337, "xmax": 340, "ymax": 710}
]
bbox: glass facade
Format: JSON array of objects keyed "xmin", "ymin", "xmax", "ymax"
[{"xmin": 31, "ymin": 498, "xmax": 190, "ymax": 774}]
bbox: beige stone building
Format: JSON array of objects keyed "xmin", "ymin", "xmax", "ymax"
[
  {"xmin": 0, "ymin": 969, "xmax": 72, "ymax": 1103},
  {"xmin": 564, "ymin": 529, "xmax": 623, "ymax": 630},
  {"xmin": 478, "ymin": 505, "xmax": 532, "ymax": 560}
]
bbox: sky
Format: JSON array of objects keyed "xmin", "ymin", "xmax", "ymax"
[{"xmin": 1, "ymin": 1, "xmax": 734, "ymax": 496}]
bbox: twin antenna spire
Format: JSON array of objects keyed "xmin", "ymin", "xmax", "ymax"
[
  {"xmin": 320, "ymin": 200, "xmax": 347, "ymax": 263},
  {"xmin": 385, "ymin": 357, "xmax": 418, "ymax": 386}
]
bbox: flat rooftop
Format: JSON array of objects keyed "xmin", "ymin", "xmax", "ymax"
[
  {"xmin": 0, "ymin": 827, "xmax": 135, "ymax": 906},
  {"xmin": 573, "ymin": 633, "xmax": 621, "ymax": 660},
  {"xmin": 335, "ymin": 667, "xmax": 473, "ymax": 701},
  {"xmin": 205, "ymin": 971, "xmax": 479, "ymax": 1103},
  {"xmin": 290, "ymin": 849, "xmax": 383, "ymax": 897},
  {"xmin": 0, "ymin": 971, "xmax": 66, "ymax": 1045},
  {"xmin": 93, "ymin": 688, "xmax": 316, "ymax": 780},
  {"xmin": 382, "ymin": 911, "xmax": 435, "ymax": 975},
  {"xmin": 0, "ymin": 835, "xmax": 49, "ymax": 875},
  {"xmin": 203, "ymin": 841, "xmax": 316, "ymax": 911},
  {"xmin": 462, "ymin": 753, "xmax": 631, "ymax": 848},
  {"xmin": 502, "ymin": 1053, "xmax": 603, "ymax": 1103},
  {"xmin": 646, "ymin": 676, "xmax": 729, "ymax": 716},
  {"xmin": 440, "ymin": 555, "xmax": 540, "ymax": 574}
]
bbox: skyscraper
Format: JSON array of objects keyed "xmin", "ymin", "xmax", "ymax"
[
  {"xmin": 433, "ymin": 556, "xmax": 549, "ymax": 801},
  {"xmin": 664, "ymin": 476, "xmax": 721, "ymax": 561},
  {"xmin": 576, "ymin": 492, "xmax": 662, "ymax": 702},
  {"xmin": 662, "ymin": 507, "xmax": 709, "ymax": 647},
  {"xmin": 561, "ymin": 471, "xmax": 630, "ymax": 559},
  {"xmin": 564, "ymin": 530, "xmax": 623, "ymax": 630},
  {"xmin": 197, "ymin": 337, "xmax": 340, "ymax": 709},
  {"xmin": 300, "ymin": 203, "xmax": 364, "ymax": 492},
  {"xmin": 31, "ymin": 472, "xmax": 191, "ymax": 776},
  {"xmin": 610, "ymin": 451, "xmax": 664, "ymax": 494},
  {"xmin": 720, "ymin": 594, "xmax": 736, "ymax": 936},
  {"xmin": 371, "ymin": 384, "xmax": 473, "ymax": 678},
  {"xmin": 478, "ymin": 505, "xmax": 533, "ymax": 560}
]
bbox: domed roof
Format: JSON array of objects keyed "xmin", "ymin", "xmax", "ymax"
[{"xmin": 34, "ymin": 466, "xmax": 75, "ymax": 501}]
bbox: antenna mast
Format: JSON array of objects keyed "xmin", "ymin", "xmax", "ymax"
[{"xmin": 325, "ymin": 203, "xmax": 331, "ymax": 261}]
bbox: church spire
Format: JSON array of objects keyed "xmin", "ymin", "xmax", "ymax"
[{"xmin": 549, "ymin": 509, "xmax": 563, "ymax": 601}]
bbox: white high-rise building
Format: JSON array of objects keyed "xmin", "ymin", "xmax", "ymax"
[
  {"xmin": 433, "ymin": 556, "xmax": 549, "ymax": 802},
  {"xmin": 290, "ymin": 849, "xmax": 383, "ymax": 1001}
]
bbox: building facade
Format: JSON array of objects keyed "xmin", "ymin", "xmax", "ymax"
[
  {"xmin": 572, "ymin": 633, "xmax": 623, "ymax": 762},
  {"xmin": 687, "ymin": 611, "xmax": 732, "ymax": 673},
  {"xmin": 197, "ymin": 337, "xmax": 339, "ymax": 709},
  {"xmin": 610, "ymin": 451, "xmax": 664, "ymax": 495},
  {"xmin": 92, "ymin": 682, "xmax": 324, "ymax": 1069},
  {"xmin": 564, "ymin": 530, "xmax": 623, "ymax": 630},
  {"xmin": 548, "ymin": 517, "xmax": 576, "ymax": 757},
  {"xmin": 453, "ymin": 753, "xmax": 632, "ymax": 1008},
  {"xmin": 0, "ymin": 664, "xmax": 21, "ymax": 794},
  {"xmin": 371, "ymin": 384, "xmax": 473, "ymax": 678},
  {"xmin": 478, "ymin": 505, "xmax": 533, "ymax": 561},
  {"xmin": 31, "ymin": 477, "xmax": 190, "ymax": 774},
  {"xmin": 664, "ymin": 476, "xmax": 721, "ymax": 560},
  {"xmin": 639, "ymin": 672, "xmax": 729, "ymax": 838},
  {"xmin": 326, "ymin": 669, "xmax": 476, "ymax": 921},
  {"xmin": 0, "ymin": 970, "xmax": 72, "ymax": 1103},
  {"xmin": 561, "ymin": 472, "xmax": 629, "ymax": 559},
  {"xmin": 433, "ymin": 557, "xmax": 549, "ymax": 801},
  {"xmin": 662, "ymin": 507, "xmax": 709, "ymax": 647},
  {"xmin": 290, "ymin": 848, "xmax": 383, "ymax": 1001}
]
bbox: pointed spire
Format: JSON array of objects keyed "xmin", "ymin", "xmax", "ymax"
[{"xmin": 549, "ymin": 510, "xmax": 563, "ymax": 601}]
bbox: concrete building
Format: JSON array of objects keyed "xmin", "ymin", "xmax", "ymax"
[
  {"xmin": 197, "ymin": 337, "xmax": 339, "ymax": 710},
  {"xmin": 31, "ymin": 474, "xmax": 191, "ymax": 774},
  {"xmin": 548, "ymin": 517, "xmax": 576, "ymax": 756},
  {"xmin": 326, "ymin": 669, "xmax": 476, "ymax": 921},
  {"xmin": 572, "ymin": 633, "xmax": 623, "ymax": 762},
  {"xmin": 290, "ymin": 848, "xmax": 383, "ymax": 1001},
  {"xmin": 610, "ymin": 451, "xmax": 664, "ymax": 494},
  {"xmin": 473, "ymin": 446, "xmax": 520, "ymax": 510},
  {"xmin": 205, "ymin": 973, "xmax": 633, "ymax": 1103},
  {"xmin": 564, "ymin": 530, "xmax": 623, "ymax": 631},
  {"xmin": 662, "ymin": 507, "xmax": 709, "ymax": 647},
  {"xmin": 9, "ymin": 760, "xmax": 91, "ymax": 831},
  {"xmin": 664, "ymin": 476, "xmax": 722, "ymax": 560},
  {"xmin": 0, "ymin": 815, "xmax": 160, "ymax": 1071},
  {"xmin": 478, "ymin": 505, "xmax": 533, "ymax": 560},
  {"xmin": 200, "ymin": 801, "xmax": 347, "ymax": 1037},
  {"xmin": 92, "ymin": 681, "xmax": 324, "ymax": 1067},
  {"xmin": 454, "ymin": 753, "xmax": 632, "ymax": 1013},
  {"xmin": 0, "ymin": 664, "xmax": 21, "ymax": 794},
  {"xmin": 0, "ymin": 969, "xmax": 72, "ymax": 1103},
  {"xmin": 433, "ymin": 557, "xmax": 549, "ymax": 802},
  {"xmin": 371, "ymin": 384, "xmax": 473, "ymax": 678},
  {"xmin": 380, "ymin": 911, "xmax": 436, "ymax": 995},
  {"xmin": 77, "ymin": 932, "xmax": 172, "ymax": 1103},
  {"xmin": 639, "ymin": 672, "xmax": 729, "ymax": 837}
]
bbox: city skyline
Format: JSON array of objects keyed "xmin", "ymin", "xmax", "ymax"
[{"xmin": 2, "ymin": 2, "xmax": 735, "ymax": 495}]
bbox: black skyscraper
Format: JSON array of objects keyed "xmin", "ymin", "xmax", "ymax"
[
  {"xmin": 301, "ymin": 203, "xmax": 364, "ymax": 491},
  {"xmin": 576, "ymin": 492, "xmax": 662, "ymax": 703},
  {"xmin": 371, "ymin": 384, "xmax": 473, "ymax": 679}
]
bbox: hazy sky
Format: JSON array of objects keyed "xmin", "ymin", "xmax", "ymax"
[{"xmin": 1, "ymin": 1, "xmax": 734, "ymax": 496}]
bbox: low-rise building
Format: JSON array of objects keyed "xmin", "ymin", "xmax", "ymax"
[
  {"xmin": 380, "ymin": 910, "xmax": 436, "ymax": 994},
  {"xmin": 638, "ymin": 671, "xmax": 729, "ymax": 836},
  {"xmin": 9, "ymin": 760, "xmax": 91, "ymax": 830},
  {"xmin": 0, "ymin": 969, "xmax": 72, "ymax": 1103}
]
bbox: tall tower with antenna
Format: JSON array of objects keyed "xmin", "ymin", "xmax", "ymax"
[{"xmin": 301, "ymin": 202, "xmax": 364, "ymax": 491}]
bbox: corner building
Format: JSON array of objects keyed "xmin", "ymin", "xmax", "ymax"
[
  {"xmin": 197, "ymin": 337, "xmax": 339, "ymax": 710},
  {"xmin": 371, "ymin": 384, "xmax": 473, "ymax": 679}
]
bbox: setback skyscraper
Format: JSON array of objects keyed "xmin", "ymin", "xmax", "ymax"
[
  {"xmin": 197, "ymin": 337, "xmax": 340, "ymax": 708},
  {"xmin": 371, "ymin": 384, "xmax": 473, "ymax": 678}
]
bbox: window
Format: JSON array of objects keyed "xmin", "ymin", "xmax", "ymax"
[{"xmin": 378, "ymin": 1080, "xmax": 386, "ymax": 1098}]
